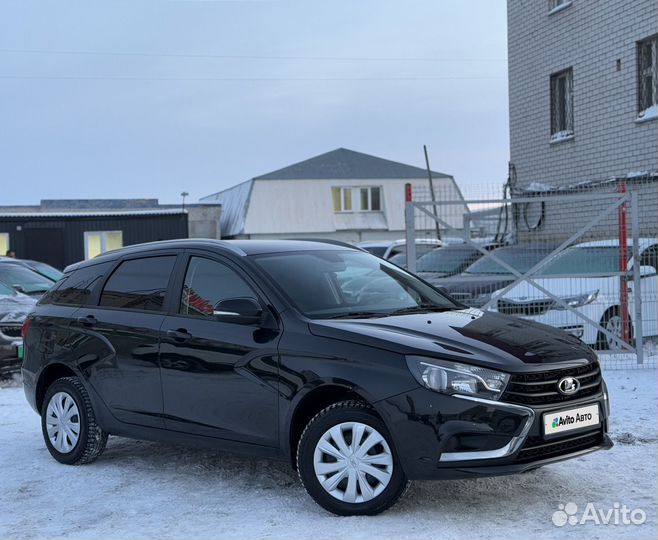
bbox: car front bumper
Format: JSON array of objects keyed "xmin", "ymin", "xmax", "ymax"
[{"xmin": 376, "ymin": 385, "xmax": 611, "ymax": 480}]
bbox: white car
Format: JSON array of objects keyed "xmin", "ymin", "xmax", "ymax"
[
  {"xmin": 490, "ymin": 239, "xmax": 658, "ymax": 349},
  {"xmin": 356, "ymin": 238, "xmax": 443, "ymax": 260}
]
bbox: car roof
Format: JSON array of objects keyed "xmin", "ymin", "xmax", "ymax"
[
  {"xmin": 567, "ymin": 238, "xmax": 657, "ymax": 249},
  {"xmin": 357, "ymin": 238, "xmax": 442, "ymax": 248},
  {"xmin": 64, "ymin": 239, "xmax": 360, "ymax": 273}
]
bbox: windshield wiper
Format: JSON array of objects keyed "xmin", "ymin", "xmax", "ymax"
[
  {"xmin": 388, "ymin": 304, "xmax": 455, "ymax": 316},
  {"xmin": 323, "ymin": 311, "xmax": 387, "ymax": 320}
]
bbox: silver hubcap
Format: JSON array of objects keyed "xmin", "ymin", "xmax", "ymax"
[
  {"xmin": 46, "ymin": 392, "xmax": 81, "ymax": 453},
  {"xmin": 606, "ymin": 315, "xmax": 623, "ymax": 348},
  {"xmin": 313, "ymin": 422, "xmax": 393, "ymax": 503}
]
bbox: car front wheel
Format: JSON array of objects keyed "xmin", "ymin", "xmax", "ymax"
[
  {"xmin": 296, "ymin": 400, "xmax": 409, "ymax": 516},
  {"xmin": 41, "ymin": 376, "xmax": 108, "ymax": 465}
]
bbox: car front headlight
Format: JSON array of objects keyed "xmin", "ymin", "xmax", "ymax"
[
  {"xmin": 406, "ymin": 356, "xmax": 510, "ymax": 400},
  {"xmin": 555, "ymin": 290, "xmax": 599, "ymax": 310}
]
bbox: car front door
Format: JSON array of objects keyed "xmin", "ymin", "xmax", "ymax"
[
  {"xmin": 159, "ymin": 253, "xmax": 281, "ymax": 447},
  {"xmin": 73, "ymin": 254, "xmax": 178, "ymax": 428}
]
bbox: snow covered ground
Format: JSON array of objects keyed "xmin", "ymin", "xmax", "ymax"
[{"xmin": 0, "ymin": 369, "xmax": 656, "ymax": 540}]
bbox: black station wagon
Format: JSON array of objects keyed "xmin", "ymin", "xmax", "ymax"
[{"xmin": 22, "ymin": 240, "xmax": 612, "ymax": 515}]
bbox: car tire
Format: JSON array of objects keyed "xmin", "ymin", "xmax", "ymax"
[
  {"xmin": 296, "ymin": 400, "xmax": 409, "ymax": 516},
  {"xmin": 597, "ymin": 307, "xmax": 633, "ymax": 350},
  {"xmin": 41, "ymin": 376, "xmax": 108, "ymax": 465}
]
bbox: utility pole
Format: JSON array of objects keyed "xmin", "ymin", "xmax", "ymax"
[{"xmin": 423, "ymin": 145, "xmax": 442, "ymax": 241}]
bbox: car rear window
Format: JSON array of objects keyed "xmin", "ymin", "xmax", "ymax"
[
  {"xmin": 40, "ymin": 262, "xmax": 111, "ymax": 306},
  {"xmin": 100, "ymin": 256, "xmax": 176, "ymax": 311}
]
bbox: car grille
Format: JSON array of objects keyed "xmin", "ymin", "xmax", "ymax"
[
  {"xmin": 0, "ymin": 325, "xmax": 21, "ymax": 339},
  {"xmin": 516, "ymin": 429, "xmax": 603, "ymax": 463},
  {"xmin": 501, "ymin": 361, "xmax": 602, "ymax": 406},
  {"xmin": 497, "ymin": 298, "xmax": 555, "ymax": 316}
]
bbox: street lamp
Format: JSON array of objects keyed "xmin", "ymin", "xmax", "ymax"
[{"xmin": 181, "ymin": 191, "xmax": 189, "ymax": 211}]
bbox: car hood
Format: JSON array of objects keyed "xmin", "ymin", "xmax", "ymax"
[
  {"xmin": 0, "ymin": 294, "xmax": 37, "ymax": 323},
  {"xmin": 431, "ymin": 274, "xmax": 515, "ymax": 292},
  {"xmin": 309, "ymin": 308, "xmax": 595, "ymax": 372},
  {"xmin": 494, "ymin": 276, "xmax": 615, "ymax": 301}
]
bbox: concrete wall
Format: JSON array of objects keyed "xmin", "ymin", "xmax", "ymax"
[{"xmin": 187, "ymin": 204, "xmax": 221, "ymax": 239}]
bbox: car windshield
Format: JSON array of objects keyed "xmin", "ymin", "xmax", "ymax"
[
  {"xmin": 0, "ymin": 281, "xmax": 17, "ymax": 296},
  {"xmin": 27, "ymin": 261, "xmax": 63, "ymax": 281},
  {"xmin": 417, "ymin": 246, "xmax": 480, "ymax": 273},
  {"xmin": 539, "ymin": 246, "xmax": 629, "ymax": 275},
  {"xmin": 252, "ymin": 250, "xmax": 459, "ymax": 319},
  {"xmin": 0, "ymin": 265, "xmax": 53, "ymax": 295},
  {"xmin": 463, "ymin": 246, "xmax": 552, "ymax": 275}
]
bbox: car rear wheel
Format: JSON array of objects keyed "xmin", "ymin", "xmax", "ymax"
[
  {"xmin": 41, "ymin": 376, "xmax": 108, "ymax": 465},
  {"xmin": 296, "ymin": 400, "xmax": 409, "ymax": 516}
]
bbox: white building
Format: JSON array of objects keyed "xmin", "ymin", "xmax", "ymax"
[{"xmin": 201, "ymin": 148, "xmax": 466, "ymax": 242}]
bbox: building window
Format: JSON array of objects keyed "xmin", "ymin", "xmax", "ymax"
[
  {"xmin": 0, "ymin": 233, "xmax": 9, "ymax": 256},
  {"xmin": 332, "ymin": 186, "xmax": 382, "ymax": 212},
  {"xmin": 84, "ymin": 231, "xmax": 123, "ymax": 259},
  {"xmin": 638, "ymin": 35, "xmax": 658, "ymax": 120},
  {"xmin": 548, "ymin": 0, "xmax": 573, "ymax": 14},
  {"xmin": 359, "ymin": 187, "xmax": 382, "ymax": 211},
  {"xmin": 550, "ymin": 68, "xmax": 574, "ymax": 142},
  {"xmin": 332, "ymin": 187, "xmax": 352, "ymax": 212}
]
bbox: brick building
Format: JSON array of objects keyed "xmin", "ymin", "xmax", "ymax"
[{"xmin": 507, "ymin": 0, "xmax": 657, "ymax": 241}]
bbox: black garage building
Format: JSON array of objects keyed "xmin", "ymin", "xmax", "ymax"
[{"xmin": 0, "ymin": 209, "xmax": 188, "ymax": 269}]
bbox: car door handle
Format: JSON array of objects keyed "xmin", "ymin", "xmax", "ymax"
[
  {"xmin": 76, "ymin": 315, "xmax": 97, "ymax": 327},
  {"xmin": 166, "ymin": 329, "xmax": 192, "ymax": 342}
]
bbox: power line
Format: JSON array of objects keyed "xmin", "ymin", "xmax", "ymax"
[
  {"xmin": 0, "ymin": 48, "xmax": 506, "ymax": 63},
  {"xmin": 0, "ymin": 74, "xmax": 505, "ymax": 82}
]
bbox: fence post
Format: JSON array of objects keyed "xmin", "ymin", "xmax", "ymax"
[
  {"xmin": 630, "ymin": 190, "xmax": 644, "ymax": 365},
  {"xmin": 405, "ymin": 183, "xmax": 417, "ymax": 274},
  {"xmin": 618, "ymin": 181, "xmax": 630, "ymax": 346}
]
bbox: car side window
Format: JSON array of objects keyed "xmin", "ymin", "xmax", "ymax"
[
  {"xmin": 99, "ymin": 256, "xmax": 176, "ymax": 311},
  {"xmin": 179, "ymin": 257, "xmax": 256, "ymax": 319},
  {"xmin": 40, "ymin": 262, "xmax": 111, "ymax": 306},
  {"xmin": 640, "ymin": 245, "xmax": 658, "ymax": 272}
]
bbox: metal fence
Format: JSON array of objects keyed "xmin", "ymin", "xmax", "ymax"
[{"xmin": 404, "ymin": 175, "xmax": 658, "ymax": 369}]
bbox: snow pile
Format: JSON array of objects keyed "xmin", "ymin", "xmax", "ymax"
[
  {"xmin": 637, "ymin": 104, "xmax": 658, "ymax": 122},
  {"xmin": 550, "ymin": 130, "xmax": 574, "ymax": 143},
  {"xmin": 0, "ymin": 370, "xmax": 655, "ymax": 539}
]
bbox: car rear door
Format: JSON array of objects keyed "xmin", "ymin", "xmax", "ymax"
[
  {"xmin": 159, "ymin": 252, "xmax": 281, "ymax": 447},
  {"xmin": 72, "ymin": 253, "xmax": 178, "ymax": 428}
]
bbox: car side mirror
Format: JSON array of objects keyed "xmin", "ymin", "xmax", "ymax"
[{"xmin": 213, "ymin": 297, "xmax": 263, "ymax": 325}]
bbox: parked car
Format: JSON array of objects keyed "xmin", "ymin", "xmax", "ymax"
[
  {"xmin": 432, "ymin": 245, "xmax": 556, "ymax": 307},
  {"xmin": 7, "ymin": 258, "xmax": 63, "ymax": 281},
  {"xmin": 23, "ymin": 239, "xmax": 611, "ymax": 516},
  {"xmin": 416, "ymin": 243, "xmax": 501, "ymax": 285},
  {"xmin": 491, "ymin": 239, "xmax": 658, "ymax": 349},
  {"xmin": 0, "ymin": 281, "xmax": 37, "ymax": 376},
  {"xmin": 0, "ymin": 263, "xmax": 55, "ymax": 297},
  {"xmin": 356, "ymin": 238, "xmax": 442, "ymax": 260}
]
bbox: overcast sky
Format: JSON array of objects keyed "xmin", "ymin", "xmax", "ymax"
[{"xmin": 0, "ymin": 0, "xmax": 508, "ymax": 205}]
